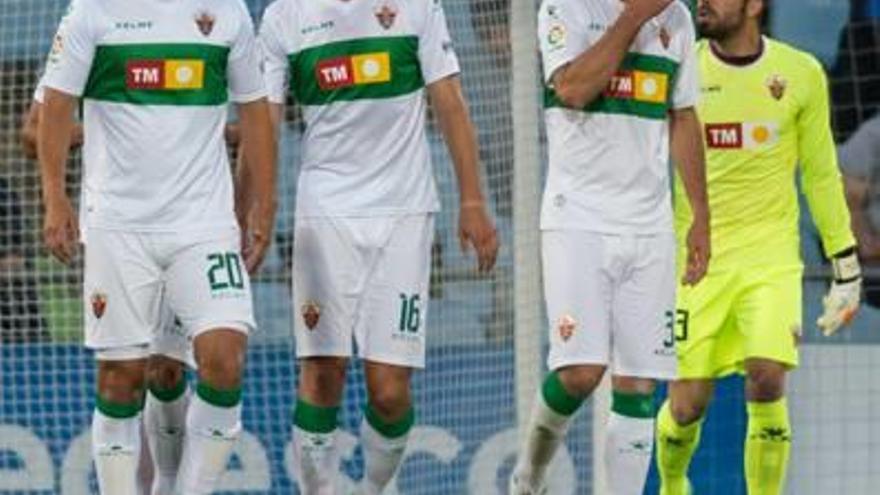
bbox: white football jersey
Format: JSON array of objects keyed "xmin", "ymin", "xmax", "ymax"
[
  {"xmin": 538, "ymin": 0, "xmax": 699, "ymax": 233},
  {"xmin": 41, "ymin": 0, "xmax": 265, "ymax": 233},
  {"xmin": 260, "ymin": 0, "xmax": 460, "ymax": 218}
]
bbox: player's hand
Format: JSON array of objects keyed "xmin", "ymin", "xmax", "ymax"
[
  {"xmin": 818, "ymin": 249, "xmax": 862, "ymax": 336},
  {"xmin": 43, "ymin": 195, "xmax": 79, "ymax": 265},
  {"xmin": 70, "ymin": 124, "xmax": 84, "ymax": 150},
  {"xmin": 239, "ymin": 200, "xmax": 275, "ymax": 274},
  {"xmin": 459, "ymin": 202, "xmax": 498, "ymax": 273},
  {"xmin": 683, "ymin": 213, "xmax": 710, "ymax": 286},
  {"xmin": 623, "ymin": 0, "xmax": 674, "ymax": 24}
]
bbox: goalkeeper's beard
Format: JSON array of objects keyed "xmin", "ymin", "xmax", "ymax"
[{"xmin": 697, "ymin": 3, "xmax": 748, "ymax": 42}]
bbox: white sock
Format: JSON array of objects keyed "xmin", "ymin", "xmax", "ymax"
[
  {"xmin": 293, "ymin": 425, "xmax": 339, "ymax": 495},
  {"xmin": 92, "ymin": 409, "xmax": 141, "ymax": 495},
  {"xmin": 358, "ymin": 411, "xmax": 411, "ymax": 494},
  {"xmin": 174, "ymin": 392, "xmax": 241, "ymax": 494},
  {"xmin": 144, "ymin": 386, "xmax": 189, "ymax": 494},
  {"xmin": 512, "ymin": 392, "xmax": 575, "ymax": 491},
  {"xmin": 604, "ymin": 411, "xmax": 654, "ymax": 495}
]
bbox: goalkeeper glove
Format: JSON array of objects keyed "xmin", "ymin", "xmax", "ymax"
[{"xmin": 817, "ymin": 247, "xmax": 862, "ymax": 336}]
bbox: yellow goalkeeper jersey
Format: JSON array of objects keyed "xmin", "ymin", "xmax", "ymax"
[{"xmin": 674, "ymin": 37, "xmax": 855, "ymax": 271}]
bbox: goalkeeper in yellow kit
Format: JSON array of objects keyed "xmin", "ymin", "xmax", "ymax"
[{"xmin": 655, "ymin": 1, "xmax": 863, "ymax": 494}]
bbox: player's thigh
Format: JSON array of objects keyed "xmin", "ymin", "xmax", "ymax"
[
  {"xmin": 542, "ymin": 230, "xmax": 613, "ymax": 371},
  {"xmin": 736, "ymin": 266, "xmax": 802, "ymax": 369},
  {"xmin": 292, "ymin": 216, "xmax": 363, "ymax": 359},
  {"xmin": 358, "ymin": 214, "xmax": 433, "ymax": 369},
  {"xmin": 675, "ymin": 270, "xmax": 740, "ymax": 379},
  {"xmin": 149, "ymin": 302, "xmax": 195, "ymax": 370},
  {"xmin": 83, "ymin": 229, "xmax": 164, "ymax": 350},
  {"xmin": 163, "ymin": 230, "xmax": 255, "ymax": 339},
  {"xmin": 612, "ymin": 233, "xmax": 677, "ymax": 379}
]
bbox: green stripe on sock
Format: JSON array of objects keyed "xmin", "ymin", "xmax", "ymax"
[
  {"xmin": 95, "ymin": 394, "xmax": 143, "ymax": 419},
  {"xmin": 611, "ymin": 391, "xmax": 655, "ymax": 418},
  {"xmin": 293, "ymin": 399, "xmax": 339, "ymax": 434},
  {"xmin": 364, "ymin": 403, "xmax": 414, "ymax": 439},
  {"xmin": 541, "ymin": 371, "xmax": 584, "ymax": 416},
  {"xmin": 196, "ymin": 382, "xmax": 241, "ymax": 408},
  {"xmin": 148, "ymin": 376, "xmax": 187, "ymax": 403}
]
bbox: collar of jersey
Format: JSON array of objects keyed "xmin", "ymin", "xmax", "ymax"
[{"xmin": 709, "ymin": 35, "xmax": 768, "ymax": 70}]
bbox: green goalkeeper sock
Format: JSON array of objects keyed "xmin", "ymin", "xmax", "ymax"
[
  {"xmin": 656, "ymin": 400, "xmax": 702, "ymax": 495},
  {"xmin": 745, "ymin": 398, "xmax": 791, "ymax": 495}
]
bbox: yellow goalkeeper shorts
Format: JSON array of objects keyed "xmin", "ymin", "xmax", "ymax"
[{"xmin": 673, "ymin": 265, "xmax": 802, "ymax": 379}]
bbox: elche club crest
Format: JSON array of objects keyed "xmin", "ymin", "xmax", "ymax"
[
  {"xmin": 301, "ymin": 300, "xmax": 321, "ymax": 330},
  {"xmin": 374, "ymin": 0, "xmax": 398, "ymax": 30},
  {"xmin": 557, "ymin": 314, "xmax": 576, "ymax": 342},
  {"xmin": 766, "ymin": 74, "xmax": 787, "ymax": 100},
  {"xmin": 659, "ymin": 26, "xmax": 671, "ymax": 49},
  {"xmin": 195, "ymin": 11, "xmax": 215, "ymax": 37},
  {"xmin": 91, "ymin": 291, "xmax": 107, "ymax": 319}
]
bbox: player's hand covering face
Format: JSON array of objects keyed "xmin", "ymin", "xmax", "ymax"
[
  {"xmin": 627, "ymin": 0, "xmax": 676, "ymax": 24},
  {"xmin": 817, "ymin": 249, "xmax": 862, "ymax": 336},
  {"xmin": 459, "ymin": 204, "xmax": 498, "ymax": 273},
  {"xmin": 683, "ymin": 215, "xmax": 710, "ymax": 285}
]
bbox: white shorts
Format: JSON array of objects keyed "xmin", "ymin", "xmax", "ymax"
[
  {"xmin": 149, "ymin": 305, "xmax": 196, "ymax": 369},
  {"xmin": 542, "ymin": 230, "xmax": 677, "ymax": 379},
  {"xmin": 84, "ymin": 228, "xmax": 255, "ymax": 355},
  {"xmin": 293, "ymin": 214, "xmax": 434, "ymax": 368}
]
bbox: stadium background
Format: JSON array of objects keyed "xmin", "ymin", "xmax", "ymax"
[{"xmin": 0, "ymin": 0, "xmax": 878, "ymax": 493}]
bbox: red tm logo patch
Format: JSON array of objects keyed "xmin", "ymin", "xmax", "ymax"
[
  {"xmin": 705, "ymin": 123, "xmax": 742, "ymax": 149},
  {"xmin": 126, "ymin": 60, "xmax": 165, "ymax": 89},
  {"xmin": 603, "ymin": 71, "xmax": 634, "ymax": 99},
  {"xmin": 316, "ymin": 57, "xmax": 354, "ymax": 90}
]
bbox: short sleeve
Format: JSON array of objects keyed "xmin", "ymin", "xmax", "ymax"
[
  {"xmin": 672, "ymin": 15, "xmax": 699, "ymax": 109},
  {"xmin": 33, "ymin": 82, "xmax": 45, "ymax": 103},
  {"xmin": 228, "ymin": 0, "xmax": 267, "ymax": 103},
  {"xmin": 418, "ymin": 0, "xmax": 460, "ymax": 85},
  {"xmin": 41, "ymin": 0, "xmax": 96, "ymax": 97},
  {"xmin": 537, "ymin": 0, "xmax": 587, "ymax": 85},
  {"xmin": 258, "ymin": 2, "xmax": 291, "ymax": 104},
  {"xmin": 838, "ymin": 116, "xmax": 880, "ymax": 180}
]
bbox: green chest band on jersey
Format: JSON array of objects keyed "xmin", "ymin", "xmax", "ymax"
[
  {"xmin": 545, "ymin": 52, "xmax": 680, "ymax": 120},
  {"xmin": 83, "ymin": 43, "xmax": 230, "ymax": 106},
  {"xmin": 289, "ymin": 36, "xmax": 424, "ymax": 105}
]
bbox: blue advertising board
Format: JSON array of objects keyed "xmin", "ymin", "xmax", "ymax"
[{"xmin": 0, "ymin": 343, "xmax": 749, "ymax": 494}]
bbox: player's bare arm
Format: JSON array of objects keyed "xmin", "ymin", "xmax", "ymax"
[
  {"xmin": 844, "ymin": 175, "xmax": 880, "ymax": 260},
  {"xmin": 428, "ymin": 75, "xmax": 498, "ymax": 273},
  {"xmin": 235, "ymin": 97, "xmax": 277, "ymax": 274},
  {"xmin": 37, "ymin": 88, "xmax": 79, "ymax": 265},
  {"xmin": 20, "ymin": 103, "xmax": 40, "ymax": 159},
  {"xmin": 671, "ymin": 107, "xmax": 710, "ymax": 285},
  {"xmin": 551, "ymin": 0, "xmax": 674, "ymax": 108},
  {"xmin": 20, "ymin": 101, "xmax": 83, "ymax": 160}
]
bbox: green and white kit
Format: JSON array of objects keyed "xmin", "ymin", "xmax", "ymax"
[
  {"xmin": 42, "ymin": 0, "xmax": 264, "ymax": 355},
  {"xmin": 260, "ymin": 0, "xmax": 459, "ymax": 367}
]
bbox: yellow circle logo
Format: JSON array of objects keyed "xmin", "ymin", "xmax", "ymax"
[{"xmin": 752, "ymin": 125, "xmax": 770, "ymax": 143}]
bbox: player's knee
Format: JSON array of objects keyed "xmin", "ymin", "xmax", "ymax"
[
  {"xmin": 557, "ymin": 366, "xmax": 605, "ymax": 398},
  {"xmin": 97, "ymin": 359, "xmax": 147, "ymax": 404},
  {"xmin": 746, "ymin": 366, "xmax": 786, "ymax": 402},
  {"xmin": 670, "ymin": 397, "xmax": 707, "ymax": 425},
  {"xmin": 368, "ymin": 384, "xmax": 411, "ymax": 421},
  {"xmin": 197, "ymin": 349, "xmax": 244, "ymax": 390},
  {"xmin": 147, "ymin": 355, "xmax": 185, "ymax": 390},
  {"xmin": 300, "ymin": 358, "xmax": 347, "ymax": 404}
]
